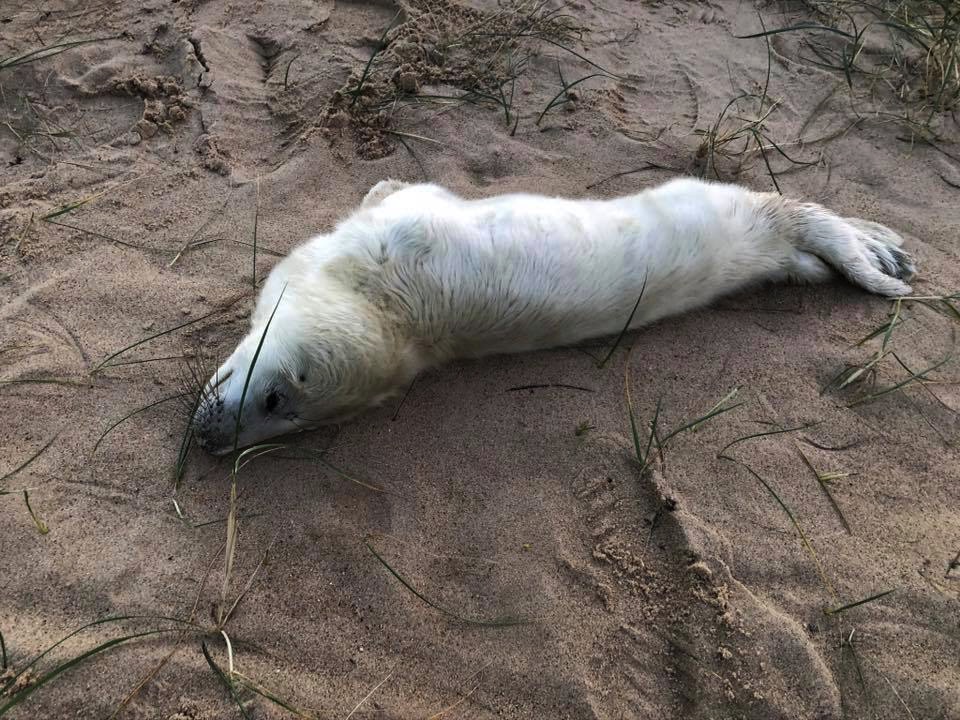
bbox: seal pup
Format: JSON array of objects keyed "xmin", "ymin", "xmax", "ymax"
[{"xmin": 193, "ymin": 178, "xmax": 915, "ymax": 454}]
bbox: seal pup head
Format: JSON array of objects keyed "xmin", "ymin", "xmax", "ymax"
[{"xmin": 192, "ymin": 244, "xmax": 423, "ymax": 455}]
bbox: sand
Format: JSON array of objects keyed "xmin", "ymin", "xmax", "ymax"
[{"xmin": 2, "ymin": 0, "xmax": 959, "ymax": 717}]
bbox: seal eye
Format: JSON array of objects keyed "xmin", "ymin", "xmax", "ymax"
[
  {"xmin": 298, "ymin": 373, "xmax": 306, "ymax": 383},
  {"xmin": 264, "ymin": 390, "xmax": 280, "ymax": 414}
]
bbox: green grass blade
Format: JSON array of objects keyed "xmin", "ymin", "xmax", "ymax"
[
  {"xmin": 735, "ymin": 23, "xmax": 856, "ymax": 41},
  {"xmin": 233, "ymin": 286, "xmax": 287, "ymax": 451},
  {"xmin": 719, "ymin": 455, "xmax": 836, "ymax": 599},
  {"xmin": 93, "ymin": 392, "xmax": 188, "ymax": 454},
  {"xmin": 598, "ymin": 271, "xmax": 648, "ymax": 368},
  {"xmin": 251, "ymin": 177, "xmax": 259, "ymax": 291},
  {"xmin": 825, "ymin": 589, "xmax": 896, "ymax": 615},
  {"xmin": 93, "ymin": 295, "xmax": 247, "ymax": 372},
  {"xmin": 718, "ymin": 422, "xmax": 818, "ymax": 456},
  {"xmin": 0, "ymin": 37, "xmax": 122, "ymax": 70},
  {"xmin": 849, "ymin": 352, "xmax": 952, "ymax": 406},
  {"xmin": 201, "ymin": 642, "xmax": 252, "ymax": 719},
  {"xmin": 1, "ymin": 627, "xmax": 6, "ymax": 669},
  {"xmin": 22, "ymin": 490, "xmax": 48, "ymax": 534},
  {"xmin": 0, "ymin": 615, "xmax": 201, "ymax": 697},
  {"xmin": 659, "ymin": 394, "xmax": 744, "ymax": 446},
  {"xmin": 0, "ymin": 626, "xmax": 186, "ymax": 715},
  {"xmin": 365, "ymin": 541, "xmax": 525, "ymax": 627},
  {"xmin": 536, "ymin": 72, "xmax": 605, "ymax": 125},
  {"xmin": 234, "ymin": 672, "xmax": 314, "ymax": 718},
  {"xmin": 1, "ymin": 433, "xmax": 59, "ymax": 485}
]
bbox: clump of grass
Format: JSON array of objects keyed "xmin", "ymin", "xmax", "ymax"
[
  {"xmin": 743, "ymin": 0, "xmax": 960, "ymax": 122},
  {"xmin": 695, "ymin": 25, "xmax": 819, "ymax": 192},
  {"xmin": 824, "ymin": 295, "xmax": 957, "ymax": 409},
  {"xmin": 574, "ymin": 420, "xmax": 595, "ymax": 436},
  {"xmin": 626, "ymin": 377, "xmax": 743, "ymax": 474},
  {"xmin": 325, "ymin": 0, "xmax": 611, "ymax": 155}
]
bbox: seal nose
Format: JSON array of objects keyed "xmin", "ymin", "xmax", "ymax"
[{"xmin": 192, "ymin": 390, "xmax": 238, "ymax": 455}]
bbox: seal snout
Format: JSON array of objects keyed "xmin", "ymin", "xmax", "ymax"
[{"xmin": 192, "ymin": 375, "xmax": 240, "ymax": 456}]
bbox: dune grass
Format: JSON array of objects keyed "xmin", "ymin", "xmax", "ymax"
[
  {"xmin": 742, "ymin": 0, "xmax": 960, "ymax": 125},
  {"xmin": 824, "ymin": 295, "xmax": 957, "ymax": 413},
  {"xmin": 625, "ymin": 369, "xmax": 743, "ymax": 474}
]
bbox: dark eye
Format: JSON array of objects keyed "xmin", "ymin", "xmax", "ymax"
[
  {"xmin": 264, "ymin": 390, "xmax": 280, "ymax": 413},
  {"xmin": 298, "ymin": 373, "xmax": 306, "ymax": 382}
]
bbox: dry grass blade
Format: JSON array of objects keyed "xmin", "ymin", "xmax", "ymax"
[
  {"xmin": 719, "ymin": 454, "xmax": 836, "ymax": 600},
  {"xmin": 825, "ymin": 588, "xmax": 896, "ymax": 615},
  {"xmin": 1, "ymin": 433, "xmax": 59, "ymax": 485},
  {"xmin": 22, "ymin": 490, "xmax": 48, "ymax": 534},
  {"xmin": 108, "ymin": 543, "xmax": 226, "ymax": 718},
  {"xmin": 217, "ymin": 480, "xmax": 240, "ymax": 629},
  {"xmin": 344, "ymin": 668, "xmax": 395, "ymax": 720},
  {"xmin": 219, "ymin": 541, "xmax": 274, "ymax": 628},
  {"xmin": 795, "ymin": 444, "xmax": 853, "ymax": 534},
  {"xmin": 365, "ymin": 540, "xmax": 526, "ymax": 626},
  {"xmin": 169, "ymin": 189, "xmax": 235, "ymax": 267}
]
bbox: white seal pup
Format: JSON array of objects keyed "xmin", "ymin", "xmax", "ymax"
[{"xmin": 193, "ymin": 178, "xmax": 915, "ymax": 454}]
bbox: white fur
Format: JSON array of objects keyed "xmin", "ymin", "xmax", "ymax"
[{"xmin": 193, "ymin": 178, "xmax": 914, "ymax": 453}]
